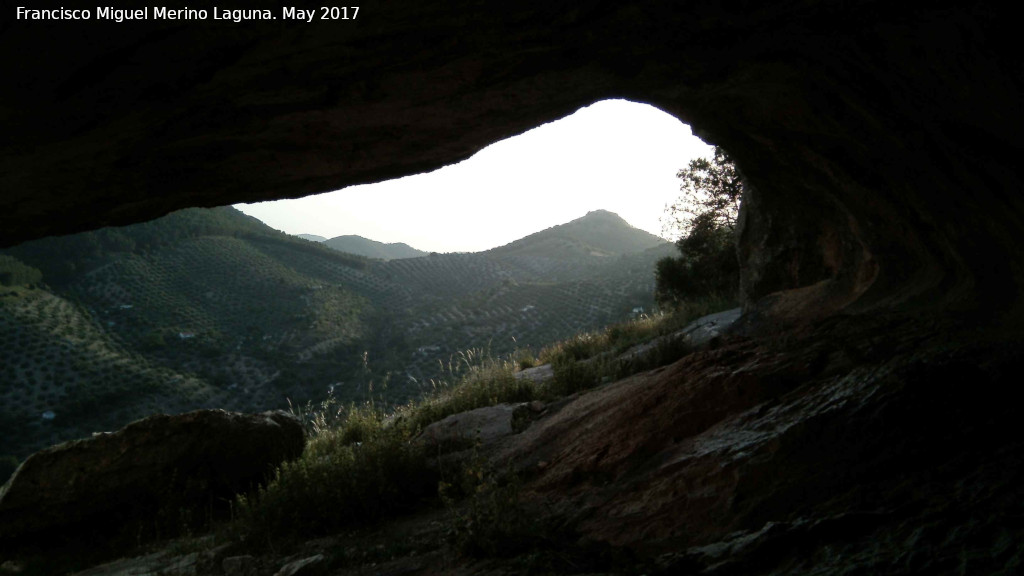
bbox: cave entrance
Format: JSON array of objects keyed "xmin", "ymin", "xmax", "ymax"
[
  {"xmin": 235, "ymin": 99, "xmax": 713, "ymax": 254},
  {"xmin": 0, "ymin": 99, "xmax": 726, "ymax": 459}
]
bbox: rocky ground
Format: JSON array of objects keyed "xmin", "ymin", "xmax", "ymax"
[{"xmin": 4, "ymin": 311, "xmax": 1023, "ymax": 575}]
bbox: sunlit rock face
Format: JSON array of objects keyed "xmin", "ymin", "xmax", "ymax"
[{"xmin": 1, "ymin": 2, "xmax": 1019, "ymax": 319}]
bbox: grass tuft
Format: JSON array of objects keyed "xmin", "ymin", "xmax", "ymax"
[
  {"xmin": 404, "ymin": 351, "xmax": 535, "ymax": 433},
  {"xmin": 234, "ymin": 402, "xmax": 434, "ymax": 545}
]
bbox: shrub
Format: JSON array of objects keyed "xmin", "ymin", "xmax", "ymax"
[
  {"xmin": 234, "ymin": 417, "xmax": 434, "ymax": 545},
  {"xmin": 514, "ymin": 348, "xmax": 537, "ymax": 370},
  {"xmin": 233, "ymin": 349, "xmax": 539, "ymax": 545},
  {"xmin": 141, "ymin": 330, "xmax": 166, "ymax": 350},
  {"xmin": 444, "ymin": 471, "xmax": 535, "ymax": 559}
]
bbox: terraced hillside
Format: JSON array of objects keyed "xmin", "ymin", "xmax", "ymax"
[
  {"xmin": 374, "ymin": 243, "xmax": 675, "ymax": 383},
  {"xmin": 1, "ymin": 209, "xmax": 379, "ymax": 458},
  {"xmin": 0, "ymin": 286, "xmax": 221, "ymax": 457},
  {"xmin": 321, "ymin": 235, "xmax": 428, "ymax": 260},
  {"xmin": 1, "ymin": 207, "xmax": 672, "ymax": 459}
]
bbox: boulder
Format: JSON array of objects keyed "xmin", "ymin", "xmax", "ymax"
[
  {"xmin": 513, "ymin": 364, "xmax": 554, "ymax": 385},
  {"xmin": 618, "ymin": 307, "xmax": 742, "ymax": 365},
  {"xmin": 417, "ymin": 403, "xmax": 529, "ymax": 452},
  {"xmin": 0, "ymin": 410, "xmax": 304, "ymax": 549}
]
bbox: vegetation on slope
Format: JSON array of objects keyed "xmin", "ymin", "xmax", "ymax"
[
  {"xmin": 3, "ymin": 186, "xmax": 741, "ymax": 569},
  {"xmin": 230, "ymin": 160, "xmax": 743, "ymax": 559},
  {"xmin": 0, "ymin": 255, "xmax": 42, "ymax": 288},
  {"xmin": 4, "ymin": 207, "xmax": 365, "ymax": 287},
  {"xmin": 0, "ymin": 207, "xmax": 676, "ymax": 459},
  {"xmin": 233, "ymin": 300, "xmax": 730, "ymax": 548},
  {"xmin": 0, "ymin": 208, "xmax": 376, "ymax": 457},
  {"xmin": 0, "ymin": 286, "xmax": 213, "ymax": 457},
  {"xmin": 321, "ymin": 234, "xmax": 428, "ymax": 260}
]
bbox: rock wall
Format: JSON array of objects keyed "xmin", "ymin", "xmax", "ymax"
[
  {"xmin": 1, "ymin": 1, "xmax": 1020, "ymax": 320},
  {"xmin": 496, "ymin": 314, "xmax": 1024, "ymax": 572}
]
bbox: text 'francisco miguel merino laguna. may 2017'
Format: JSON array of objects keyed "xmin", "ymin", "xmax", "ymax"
[{"xmin": 14, "ymin": 6, "xmax": 359, "ymax": 23}]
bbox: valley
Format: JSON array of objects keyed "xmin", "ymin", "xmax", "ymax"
[{"xmin": 0, "ymin": 207, "xmax": 672, "ymax": 460}]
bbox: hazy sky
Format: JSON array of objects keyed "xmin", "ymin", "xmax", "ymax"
[{"xmin": 236, "ymin": 99, "xmax": 713, "ymax": 253}]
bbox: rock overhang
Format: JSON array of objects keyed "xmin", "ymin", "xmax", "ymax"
[{"xmin": 1, "ymin": 1, "xmax": 1020, "ymax": 321}]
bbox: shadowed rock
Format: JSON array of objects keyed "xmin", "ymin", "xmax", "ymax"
[
  {"xmin": 0, "ymin": 410, "xmax": 304, "ymax": 551},
  {"xmin": 495, "ymin": 314, "xmax": 1024, "ymax": 572},
  {"xmin": 1, "ymin": 3, "xmax": 1020, "ymax": 323}
]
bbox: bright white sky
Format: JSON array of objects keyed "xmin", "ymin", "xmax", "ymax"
[{"xmin": 236, "ymin": 99, "xmax": 713, "ymax": 253}]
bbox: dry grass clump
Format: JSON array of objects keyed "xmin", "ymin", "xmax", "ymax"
[{"xmin": 233, "ymin": 299, "xmax": 734, "ymax": 545}]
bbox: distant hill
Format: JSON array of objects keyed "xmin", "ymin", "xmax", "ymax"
[
  {"xmin": 323, "ymin": 235, "xmax": 428, "ymax": 261},
  {"xmin": 296, "ymin": 234, "xmax": 327, "ymax": 242},
  {"xmin": 489, "ymin": 210, "xmax": 667, "ymax": 260},
  {"xmin": 1, "ymin": 207, "xmax": 376, "ymax": 457},
  {"xmin": 1, "ymin": 207, "xmax": 669, "ymax": 459}
]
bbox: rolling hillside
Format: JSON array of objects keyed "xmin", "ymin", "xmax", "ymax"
[
  {"xmin": 1, "ymin": 208, "xmax": 378, "ymax": 457},
  {"xmin": 321, "ymin": 235, "xmax": 428, "ymax": 261},
  {"xmin": 1, "ymin": 207, "xmax": 672, "ymax": 459}
]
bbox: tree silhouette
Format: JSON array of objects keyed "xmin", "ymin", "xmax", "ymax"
[{"xmin": 656, "ymin": 146, "xmax": 742, "ymax": 307}]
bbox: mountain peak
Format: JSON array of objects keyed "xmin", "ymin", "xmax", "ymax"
[
  {"xmin": 582, "ymin": 209, "xmax": 621, "ymax": 218},
  {"xmin": 573, "ymin": 209, "xmax": 631, "ymax": 226},
  {"xmin": 489, "ymin": 209, "xmax": 667, "ymax": 259}
]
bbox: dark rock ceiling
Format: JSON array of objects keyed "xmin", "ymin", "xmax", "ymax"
[{"xmin": 1, "ymin": 1, "xmax": 1020, "ymax": 320}]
